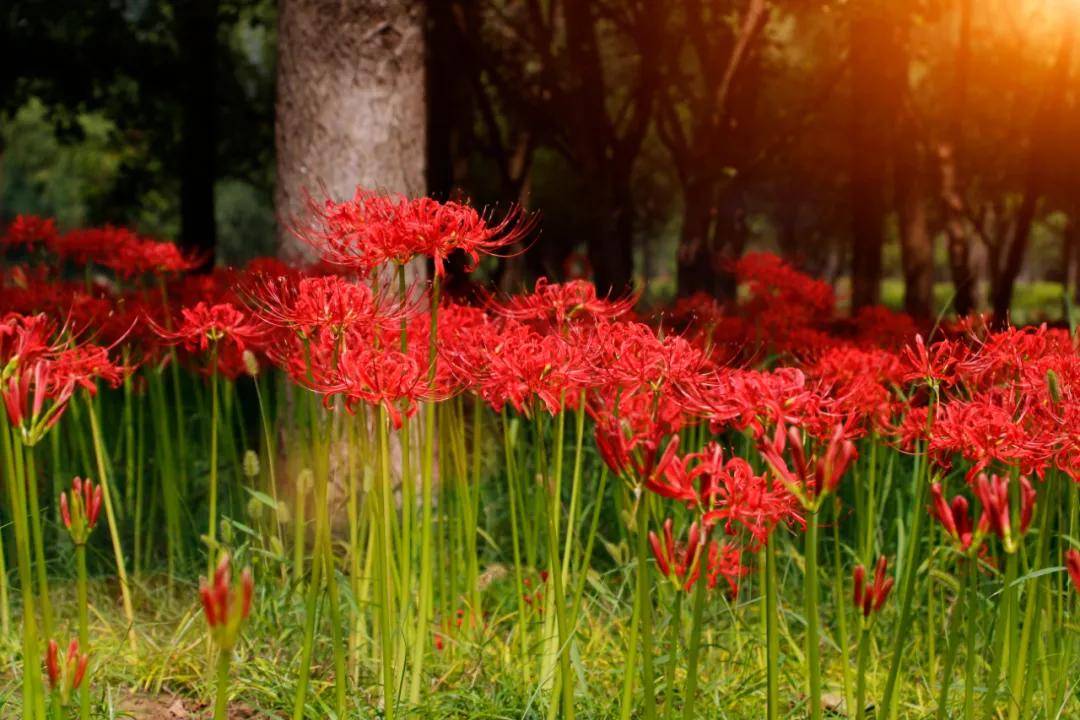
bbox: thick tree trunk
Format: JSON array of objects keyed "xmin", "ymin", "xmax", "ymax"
[
  {"xmin": 587, "ymin": 174, "xmax": 636, "ymax": 295},
  {"xmin": 177, "ymin": 0, "xmax": 218, "ymax": 264},
  {"xmin": 991, "ymin": 17, "xmax": 1075, "ymax": 323},
  {"xmin": 676, "ymin": 179, "xmax": 716, "ymax": 297},
  {"xmin": 848, "ymin": 9, "xmax": 891, "ymax": 310},
  {"xmin": 939, "ymin": 0, "xmax": 976, "ymax": 316},
  {"xmin": 895, "ymin": 133, "xmax": 933, "ymax": 319},
  {"xmin": 275, "ymin": 0, "xmax": 426, "ymax": 261}
]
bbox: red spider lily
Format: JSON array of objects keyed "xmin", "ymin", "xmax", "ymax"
[
  {"xmin": 594, "ymin": 419, "xmax": 679, "ymax": 486},
  {"xmin": 690, "ymin": 443, "xmax": 802, "ymax": 546},
  {"xmin": 59, "ymin": 477, "xmax": 103, "ymax": 545},
  {"xmin": 154, "ymin": 302, "xmax": 263, "ymax": 354},
  {"xmin": 649, "ymin": 518, "xmax": 703, "ymax": 592},
  {"xmin": 973, "ymin": 473, "xmax": 1036, "ymax": 554},
  {"xmin": 901, "ymin": 334, "xmax": 965, "ymax": 386},
  {"xmin": 470, "ymin": 323, "xmax": 593, "ymax": 416},
  {"xmin": 490, "ymin": 278, "xmax": 637, "ymax": 329},
  {"xmin": 310, "ymin": 342, "xmax": 430, "ymax": 429},
  {"xmin": 45, "ymin": 638, "xmax": 88, "ymax": 705},
  {"xmin": 931, "ymin": 392, "xmax": 1053, "ymax": 480},
  {"xmin": 2, "ymin": 340, "xmax": 123, "ymax": 445},
  {"xmin": 200, "ymin": 553, "xmax": 254, "ymax": 651},
  {"xmin": 50, "ymin": 226, "xmax": 201, "ymax": 277},
  {"xmin": 1066, "ymin": 549, "xmax": 1080, "ymax": 594},
  {"xmin": 2, "ymin": 214, "xmax": 59, "ymax": 250},
  {"xmin": 705, "ymin": 540, "xmax": 747, "ymax": 596},
  {"xmin": 758, "ymin": 422, "xmax": 856, "ymax": 509},
  {"xmin": 245, "ymin": 273, "xmax": 402, "ymax": 340},
  {"xmin": 930, "ymin": 483, "xmax": 978, "ymax": 551},
  {"xmin": 298, "ymin": 187, "xmax": 533, "ymax": 276},
  {"xmin": 853, "ymin": 556, "xmax": 894, "ymax": 619}
]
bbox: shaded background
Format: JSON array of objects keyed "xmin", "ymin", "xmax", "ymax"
[{"xmin": 2, "ymin": 0, "xmax": 1078, "ymax": 323}]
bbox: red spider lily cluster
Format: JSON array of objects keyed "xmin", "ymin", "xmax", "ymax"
[{"xmin": 5, "ymin": 196, "xmax": 1080, "ymax": 587}]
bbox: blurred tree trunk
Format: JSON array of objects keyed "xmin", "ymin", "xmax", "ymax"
[
  {"xmin": 663, "ymin": 0, "xmax": 767, "ymax": 300},
  {"xmin": 896, "ymin": 149, "xmax": 933, "ymax": 319},
  {"xmin": 938, "ymin": 0, "xmax": 976, "ymax": 316},
  {"xmin": 563, "ymin": 0, "xmax": 643, "ymax": 294},
  {"xmin": 177, "ymin": 0, "xmax": 218, "ymax": 265},
  {"xmin": 990, "ymin": 16, "xmax": 1076, "ymax": 323},
  {"xmin": 848, "ymin": 5, "xmax": 891, "ymax": 310},
  {"xmin": 893, "ymin": 20, "xmax": 933, "ymax": 320},
  {"xmin": 275, "ymin": 0, "xmax": 426, "ymax": 262}
]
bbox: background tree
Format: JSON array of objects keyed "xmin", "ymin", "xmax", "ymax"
[{"xmin": 274, "ymin": 0, "xmax": 426, "ymax": 261}]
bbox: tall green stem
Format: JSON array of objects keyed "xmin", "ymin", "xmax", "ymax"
[
  {"xmin": 23, "ymin": 445, "xmax": 53, "ymax": 639},
  {"xmin": 206, "ymin": 347, "xmax": 220, "ymax": 578},
  {"xmin": 213, "ymin": 649, "xmax": 232, "ymax": 720},
  {"xmin": 682, "ymin": 552, "xmax": 708, "ymax": 720},
  {"xmin": 854, "ymin": 626, "xmax": 870, "ymax": 720},
  {"xmin": 3, "ymin": 418, "xmax": 45, "ymax": 720},
  {"xmin": 764, "ymin": 535, "xmax": 780, "ymax": 720},
  {"xmin": 76, "ymin": 543, "xmax": 90, "ymax": 720},
  {"xmin": 85, "ymin": 392, "xmax": 136, "ymax": 650},
  {"xmin": 804, "ymin": 508, "xmax": 822, "ymax": 720},
  {"xmin": 377, "ymin": 405, "xmax": 397, "ymax": 720}
]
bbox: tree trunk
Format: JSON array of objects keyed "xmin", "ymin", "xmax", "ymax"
[
  {"xmin": 587, "ymin": 173, "xmax": 636, "ymax": 295},
  {"xmin": 848, "ymin": 9, "xmax": 891, "ymax": 311},
  {"xmin": 677, "ymin": 179, "xmax": 716, "ymax": 297},
  {"xmin": 177, "ymin": 0, "xmax": 218, "ymax": 264},
  {"xmin": 275, "ymin": 0, "xmax": 426, "ymax": 261},
  {"xmin": 939, "ymin": 0, "xmax": 976, "ymax": 316},
  {"xmin": 991, "ymin": 16, "xmax": 1075, "ymax": 323}
]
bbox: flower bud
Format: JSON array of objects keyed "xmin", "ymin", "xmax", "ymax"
[{"xmin": 243, "ymin": 450, "xmax": 261, "ymax": 478}]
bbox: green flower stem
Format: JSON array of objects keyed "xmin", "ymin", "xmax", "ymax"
[
  {"xmin": 22, "ymin": 444, "xmax": 53, "ymax": 639},
  {"xmin": 618, "ymin": 496, "xmax": 644, "ymax": 720},
  {"xmin": 833, "ymin": 498, "xmax": 853, "ymax": 715},
  {"xmin": 664, "ymin": 589, "xmax": 682, "ymax": 720},
  {"xmin": 636, "ymin": 494, "xmax": 657, "ymax": 720},
  {"xmin": 543, "ymin": 406, "xmax": 574, "ymax": 720},
  {"xmin": 501, "ymin": 409, "xmax": 531, "ymax": 687},
  {"xmin": 682, "ymin": 552, "xmax": 708, "ymax": 720},
  {"xmin": 409, "ymin": 274, "xmax": 441, "ymax": 704},
  {"xmin": 377, "ymin": 404, "xmax": 398, "ymax": 720},
  {"xmin": 206, "ymin": 345, "xmax": 220, "ymax": 579},
  {"xmin": 764, "ymin": 534, "xmax": 780, "ymax": 720},
  {"xmin": 854, "ymin": 625, "xmax": 871, "ymax": 720},
  {"xmin": 1009, "ymin": 476, "xmax": 1054, "ymax": 720},
  {"xmin": 0, "ymin": 495, "xmax": 9, "ymax": 636},
  {"xmin": 85, "ymin": 391, "xmax": 136, "ymax": 651},
  {"xmin": 212, "ymin": 648, "xmax": 232, "ymax": 720},
  {"xmin": 3, "ymin": 417, "xmax": 45, "ymax": 720},
  {"xmin": 961, "ymin": 561, "xmax": 978, "ymax": 720},
  {"xmin": 934, "ymin": 568, "xmax": 966, "ymax": 720},
  {"xmin": 983, "ymin": 549, "xmax": 1017, "ymax": 717},
  {"xmin": 804, "ymin": 506, "xmax": 822, "ymax": 720},
  {"xmin": 76, "ymin": 542, "xmax": 90, "ymax": 720},
  {"xmin": 878, "ymin": 452, "xmax": 931, "ymax": 720}
]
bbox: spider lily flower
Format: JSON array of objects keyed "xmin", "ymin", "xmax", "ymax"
[
  {"xmin": 297, "ymin": 187, "xmax": 533, "ymax": 276},
  {"xmin": 973, "ymin": 473, "xmax": 1036, "ymax": 554},
  {"xmin": 758, "ymin": 422, "xmax": 856, "ymax": 510},
  {"xmin": 648, "ymin": 519, "xmax": 746, "ymax": 595},
  {"xmin": 929, "ymin": 483, "xmax": 978, "ymax": 552},
  {"xmin": 59, "ymin": 477, "xmax": 103, "ymax": 546},
  {"xmin": 853, "ymin": 556, "xmax": 894, "ymax": 620},
  {"xmin": 200, "ymin": 553, "xmax": 254, "ymax": 651},
  {"xmin": 1066, "ymin": 549, "xmax": 1080, "ymax": 594},
  {"xmin": 45, "ymin": 638, "xmax": 89, "ymax": 706}
]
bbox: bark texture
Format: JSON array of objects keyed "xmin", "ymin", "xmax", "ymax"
[{"xmin": 275, "ymin": 0, "xmax": 426, "ymax": 261}]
